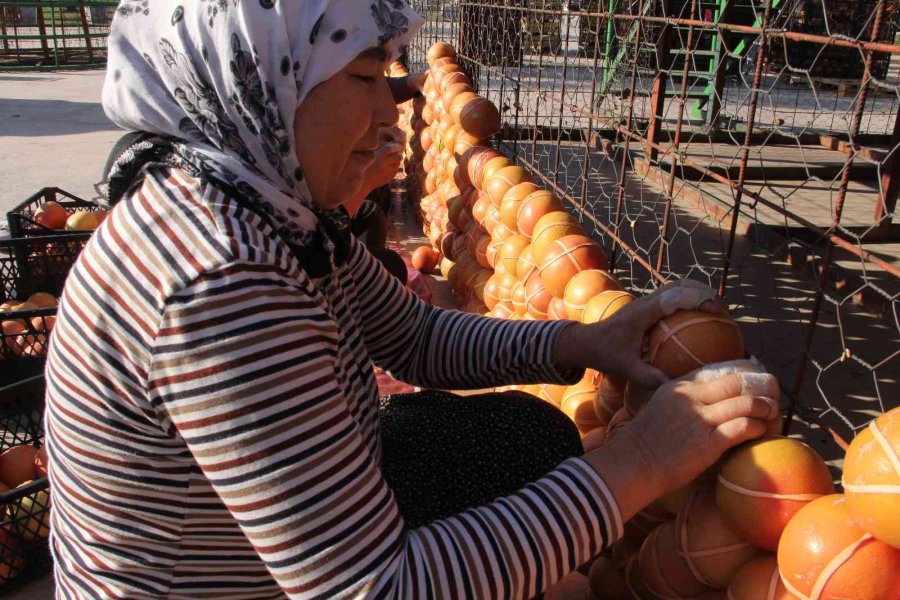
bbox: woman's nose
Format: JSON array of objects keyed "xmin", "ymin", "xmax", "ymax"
[{"xmin": 375, "ymin": 75, "xmax": 400, "ymax": 128}]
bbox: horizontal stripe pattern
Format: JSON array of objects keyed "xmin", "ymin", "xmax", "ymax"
[{"xmin": 45, "ymin": 167, "xmax": 622, "ymax": 599}]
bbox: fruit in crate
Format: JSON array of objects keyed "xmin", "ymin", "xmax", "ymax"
[
  {"xmin": 716, "ymin": 437, "xmax": 835, "ymax": 551},
  {"xmin": 33, "ymin": 448, "xmax": 48, "ymax": 480},
  {"xmin": 7, "ymin": 481, "xmax": 51, "ymax": 542},
  {"xmin": 842, "ymin": 406, "xmax": 900, "ymax": 548},
  {"xmin": 65, "ymin": 210, "xmax": 101, "ymax": 231},
  {"xmin": 777, "ymin": 494, "xmax": 900, "ymax": 600},
  {"xmin": 32, "ymin": 201, "xmax": 69, "ymax": 230},
  {"xmin": 648, "ymin": 308, "xmax": 745, "ymax": 377},
  {"xmin": 25, "ymin": 293, "xmax": 57, "ymax": 309},
  {"xmin": 0, "ymin": 446, "xmax": 39, "ymax": 488},
  {"xmin": 0, "ymin": 527, "xmax": 24, "ymax": 582}
]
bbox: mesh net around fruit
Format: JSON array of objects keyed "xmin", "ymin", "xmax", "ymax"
[{"xmin": 407, "ymin": 0, "xmax": 900, "ymax": 463}]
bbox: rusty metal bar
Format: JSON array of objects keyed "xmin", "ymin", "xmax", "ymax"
[
  {"xmin": 614, "ymin": 124, "xmax": 900, "ymax": 279},
  {"xmin": 554, "ymin": 14, "xmax": 574, "ymax": 188},
  {"xmin": 875, "ymin": 109, "xmax": 900, "ymax": 226},
  {"xmin": 519, "ymin": 157, "xmax": 668, "ymax": 283},
  {"xmin": 656, "ymin": 0, "xmax": 697, "ymax": 276},
  {"xmin": 785, "ymin": 0, "xmax": 889, "ymax": 431},
  {"xmin": 610, "ymin": 0, "xmax": 646, "ymax": 274},
  {"xmin": 577, "ymin": 9, "xmax": 605, "ymax": 226},
  {"xmin": 461, "ymin": 2, "xmax": 900, "ymax": 56},
  {"xmin": 645, "ymin": 0, "xmax": 673, "ymax": 164},
  {"xmin": 717, "ymin": 0, "xmax": 772, "ymax": 298}
]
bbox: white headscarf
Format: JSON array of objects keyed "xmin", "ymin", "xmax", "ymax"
[{"xmin": 102, "ymin": 0, "xmax": 423, "ymax": 251}]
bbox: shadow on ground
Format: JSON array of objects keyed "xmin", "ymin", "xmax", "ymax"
[{"xmin": 0, "ymin": 97, "xmax": 115, "ymax": 137}]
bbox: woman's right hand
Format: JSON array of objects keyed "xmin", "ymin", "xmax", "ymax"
[{"xmin": 582, "ymin": 361, "xmax": 780, "ymax": 522}]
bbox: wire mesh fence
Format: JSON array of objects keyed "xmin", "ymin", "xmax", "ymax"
[
  {"xmin": 406, "ymin": 0, "xmax": 900, "ymax": 461},
  {"xmin": 0, "ymin": 1, "xmax": 118, "ymax": 70}
]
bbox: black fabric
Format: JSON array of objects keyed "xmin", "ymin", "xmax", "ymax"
[
  {"xmin": 368, "ymin": 247, "xmax": 408, "ymax": 285},
  {"xmin": 378, "ymin": 390, "xmax": 584, "ymax": 529},
  {"xmin": 98, "ymin": 132, "xmax": 351, "ymax": 278}
]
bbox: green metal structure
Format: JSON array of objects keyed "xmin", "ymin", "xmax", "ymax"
[{"xmin": 0, "ymin": 0, "xmax": 118, "ymax": 70}]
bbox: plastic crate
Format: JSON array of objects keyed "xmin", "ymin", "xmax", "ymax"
[
  {"xmin": 0, "ymin": 235, "xmax": 90, "ymax": 383},
  {"xmin": 7, "ymin": 188, "xmax": 104, "ymax": 239},
  {"xmin": 0, "ymin": 376, "xmax": 51, "ymax": 590}
]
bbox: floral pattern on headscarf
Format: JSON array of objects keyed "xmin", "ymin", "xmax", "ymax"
[{"xmin": 102, "ymin": 0, "xmax": 423, "ymax": 258}]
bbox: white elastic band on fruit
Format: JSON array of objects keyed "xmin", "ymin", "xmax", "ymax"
[
  {"xmin": 644, "ymin": 528, "xmax": 706, "ymax": 600},
  {"xmin": 812, "ymin": 533, "xmax": 872, "ymax": 599},
  {"xmin": 717, "ymin": 475, "xmax": 826, "ymax": 501},
  {"xmin": 779, "ymin": 533, "xmax": 873, "ymax": 600},
  {"xmin": 871, "ymin": 419, "xmax": 900, "ymax": 476},
  {"xmin": 677, "ymin": 490, "xmax": 754, "ymax": 587},
  {"xmin": 842, "ymin": 482, "xmax": 900, "ymax": 494},
  {"xmin": 649, "ymin": 316, "xmax": 739, "ymax": 366},
  {"xmin": 766, "ymin": 564, "xmax": 780, "ymax": 600}
]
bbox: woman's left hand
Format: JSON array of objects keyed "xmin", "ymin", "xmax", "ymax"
[{"xmin": 554, "ymin": 279, "xmax": 726, "ymax": 388}]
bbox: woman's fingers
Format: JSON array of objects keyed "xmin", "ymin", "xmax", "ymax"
[
  {"xmin": 681, "ymin": 358, "xmax": 764, "ymax": 383},
  {"xmin": 702, "ymin": 395, "xmax": 780, "ymax": 426},
  {"xmin": 709, "ymin": 417, "xmax": 770, "ymax": 454},
  {"xmin": 677, "ymin": 371, "xmax": 779, "ymax": 406}
]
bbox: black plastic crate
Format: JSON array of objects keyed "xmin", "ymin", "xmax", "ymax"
[
  {"xmin": 0, "ymin": 376, "xmax": 51, "ymax": 590},
  {"xmin": 0, "ymin": 235, "xmax": 89, "ymax": 384},
  {"xmin": 7, "ymin": 188, "xmax": 105, "ymax": 239}
]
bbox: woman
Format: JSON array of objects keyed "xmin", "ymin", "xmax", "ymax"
[{"xmin": 44, "ymin": 2, "xmax": 780, "ymax": 598}]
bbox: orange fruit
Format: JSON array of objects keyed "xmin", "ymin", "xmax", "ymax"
[
  {"xmin": 727, "ymin": 555, "xmax": 793, "ymax": 600},
  {"xmin": 484, "ymin": 166, "xmax": 533, "ymax": 208},
  {"xmin": 843, "ymin": 407, "xmax": 900, "ymax": 548},
  {"xmin": 563, "ymin": 270, "xmax": 620, "ymax": 321},
  {"xmin": 675, "ymin": 488, "xmax": 761, "ymax": 589},
  {"xmin": 648, "ymin": 309, "xmax": 745, "ymax": 378},
  {"xmin": 716, "ymin": 436, "xmax": 835, "ymax": 551},
  {"xmin": 0, "ymin": 445, "xmax": 39, "ymax": 488},
  {"xmin": 561, "ymin": 380, "xmax": 603, "ymax": 434},
  {"xmin": 538, "ymin": 235, "xmax": 609, "ymax": 298},
  {"xmin": 777, "ymin": 494, "xmax": 900, "ymax": 600},
  {"xmin": 516, "ymin": 190, "xmax": 565, "ymax": 238},
  {"xmin": 459, "ymin": 96, "xmax": 501, "ymax": 140},
  {"xmin": 530, "ymin": 211, "xmax": 583, "ymax": 264},
  {"xmin": 581, "ymin": 290, "xmax": 634, "ymax": 324}
]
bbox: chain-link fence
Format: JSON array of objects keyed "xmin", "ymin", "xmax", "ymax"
[
  {"xmin": 0, "ymin": 1, "xmax": 118, "ymax": 70},
  {"xmin": 407, "ymin": 0, "xmax": 900, "ymax": 462}
]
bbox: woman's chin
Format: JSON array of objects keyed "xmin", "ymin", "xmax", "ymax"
[{"xmin": 312, "ymin": 176, "xmax": 366, "ymax": 211}]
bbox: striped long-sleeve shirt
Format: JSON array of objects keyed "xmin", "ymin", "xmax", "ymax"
[{"xmin": 44, "ymin": 167, "xmax": 623, "ymax": 599}]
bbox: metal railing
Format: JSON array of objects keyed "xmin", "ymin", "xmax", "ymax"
[
  {"xmin": 0, "ymin": 1, "xmax": 118, "ymax": 70},
  {"xmin": 408, "ymin": 0, "xmax": 900, "ymax": 458}
]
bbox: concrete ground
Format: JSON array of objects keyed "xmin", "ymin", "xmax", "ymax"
[
  {"xmin": 0, "ymin": 69, "xmax": 117, "ymax": 599},
  {"xmin": 0, "ymin": 70, "xmax": 121, "ymax": 231}
]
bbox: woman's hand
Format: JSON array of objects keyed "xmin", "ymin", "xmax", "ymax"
[
  {"xmin": 555, "ymin": 279, "xmax": 725, "ymax": 388},
  {"xmin": 581, "ymin": 362, "xmax": 780, "ymax": 522}
]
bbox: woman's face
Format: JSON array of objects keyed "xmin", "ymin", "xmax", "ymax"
[{"xmin": 294, "ymin": 47, "xmax": 399, "ymax": 210}]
